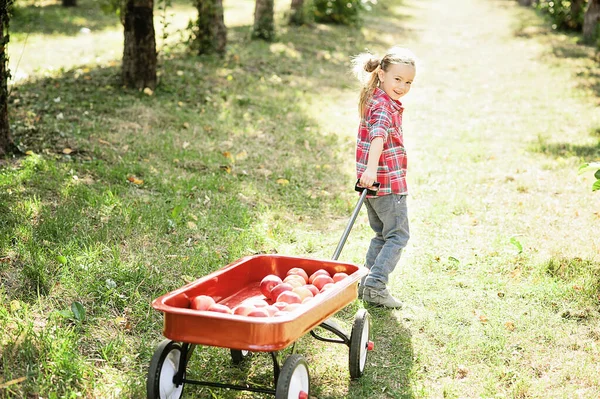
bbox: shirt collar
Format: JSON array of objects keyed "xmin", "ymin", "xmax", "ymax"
[{"xmin": 373, "ymin": 87, "xmax": 403, "ymax": 111}]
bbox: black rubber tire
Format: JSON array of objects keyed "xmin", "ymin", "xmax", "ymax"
[
  {"xmin": 146, "ymin": 339, "xmax": 185, "ymax": 399},
  {"xmin": 349, "ymin": 308, "xmax": 371, "ymax": 379},
  {"xmin": 275, "ymin": 354, "xmax": 310, "ymax": 399},
  {"xmin": 230, "ymin": 349, "xmax": 251, "ymax": 365}
]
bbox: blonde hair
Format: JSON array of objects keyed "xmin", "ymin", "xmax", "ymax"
[{"xmin": 351, "ymin": 47, "xmax": 417, "ymax": 117}]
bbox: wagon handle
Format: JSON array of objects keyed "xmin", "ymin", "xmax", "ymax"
[{"xmin": 332, "ymin": 180, "xmax": 380, "ymax": 260}]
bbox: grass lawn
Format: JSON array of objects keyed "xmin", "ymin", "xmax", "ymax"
[{"xmin": 1, "ymin": 0, "xmax": 600, "ymax": 398}]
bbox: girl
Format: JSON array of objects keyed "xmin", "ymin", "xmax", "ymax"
[{"xmin": 353, "ymin": 47, "xmax": 417, "ymax": 308}]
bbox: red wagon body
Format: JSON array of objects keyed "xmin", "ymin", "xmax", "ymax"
[{"xmin": 152, "ymin": 254, "xmax": 368, "ymax": 352}]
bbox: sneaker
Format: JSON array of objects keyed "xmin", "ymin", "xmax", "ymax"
[{"xmin": 363, "ymin": 287, "xmax": 403, "ymax": 308}]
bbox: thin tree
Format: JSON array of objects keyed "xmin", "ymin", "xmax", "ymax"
[
  {"xmin": 122, "ymin": 0, "xmax": 157, "ymax": 90},
  {"xmin": 62, "ymin": 0, "xmax": 77, "ymax": 6},
  {"xmin": 252, "ymin": 0, "xmax": 275, "ymax": 41},
  {"xmin": 289, "ymin": 0, "xmax": 305, "ymax": 25},
  {"xmin": 194, "ymin": 0, "xmax": 227, "ymax": 55},
  {"xmin": 0, "ymin": 0, "xmax": 15, "ymax": 156},
  {"xmin": 583, "ymin": 0, "xmax": 600, "ymax": 42}
]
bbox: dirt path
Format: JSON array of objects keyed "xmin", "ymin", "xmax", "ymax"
[{"xmin": 371, "ymin": 0, "xmax": 600, "ymax": 397}]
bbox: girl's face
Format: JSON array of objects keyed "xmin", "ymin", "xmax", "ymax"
[{"xmin": 378, "ymin": 63, "xmax": 416, "ymax": 101}]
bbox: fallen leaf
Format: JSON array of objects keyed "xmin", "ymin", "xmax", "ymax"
[
  {"xmin": 276, "ymin": 178, "xmax": 290, "ymax": 186},
  {"xmin": 127, "ymin": 176, "xmax": 144, "ymax": 185},
  {"xmin": 62, "ymin": 148, "xmax": 72, "ymax": 154},
  {"xmin": 505, "ymin": 321, "xmax": 515, "ymax": 331},
  {"xmin": 98, "ymin": 139, "xmax": 111, "ymax": 145},
  {"xmin": 182, "ymin": 141, "xmax": 190, "ymax": 149},
  {"xmin": 143, "ymin": 87, "xmax": 153, "ymax": 96},
  {"xmin": 187, "ymin": 221, "xmax": 197, "ymax": 230},
  {"xmin": 220, "ymin": 165, "xmax": 231, "ymax": 174},
  {"xmin": 456, "ymin": 365, "xmax": 469, "ymax": 379},
  {"xmin": 235, "ymin": 150, "xmax": 248, "ymax": 161},
  {"xmin": 573, "ymin": 285, "xmax": 583, "ymax": 291},
  {"xmin": 183, "ymin": 122, "xmax": 190, "ymax": 129}
]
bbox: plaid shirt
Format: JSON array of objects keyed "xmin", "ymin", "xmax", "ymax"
[{"xmin": 356, "ymin": 87, "xmax": 408, "ymax": 197}]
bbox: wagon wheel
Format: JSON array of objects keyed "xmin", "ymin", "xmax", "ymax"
[
  {"xmin": 230, "ymin": 349, "xmax": 252, "ymax": 365},
  {"xmin": 349, "ymin": 308, "xmax": 371, "ymax": 379},
  {"xmin": 275, "ymin": 354, "xmax": 310, "ymax": 399},
  {"xmin": 147, "ymin": 339, "xmax": 185, "ymax": 399}
]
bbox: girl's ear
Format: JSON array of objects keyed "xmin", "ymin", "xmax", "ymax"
[{"xmin": 377, "ymin": 68, "xmax": 384, "ymax": 83}]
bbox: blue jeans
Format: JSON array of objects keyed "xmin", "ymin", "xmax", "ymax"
[{"xmin": 361, "ymin": 194, "xmax": 410, "ymax": 290}]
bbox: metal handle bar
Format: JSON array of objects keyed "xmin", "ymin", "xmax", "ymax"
[{"xmin": 331, "ymin": 181, "xmax": 380, "ymax": 260}]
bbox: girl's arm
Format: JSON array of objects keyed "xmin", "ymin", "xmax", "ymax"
[{"xmin": 359, "ymin": 137, "xmax": 383, "ymax": 188}]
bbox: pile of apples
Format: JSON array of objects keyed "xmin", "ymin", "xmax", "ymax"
[{"xmin": 188, "ymin": 267, "xmax": 349, "ymax": 317}]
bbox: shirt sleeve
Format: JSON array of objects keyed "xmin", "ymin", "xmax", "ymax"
[{"xmin": 367, "ymin": 104, "xmax": 392, "ymax": 142}]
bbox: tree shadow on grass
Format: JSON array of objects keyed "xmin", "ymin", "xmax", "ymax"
[
  {"xmin": 1, "ymin": 3, "xmax": 419, "ymax": 396},
  {"xmin": 11, "ymin": 0, "xmax": 120, "ymax": 36}
]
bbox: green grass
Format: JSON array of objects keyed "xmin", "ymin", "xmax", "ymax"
[{"xmin": 2, "ymin": 0, "xmax": 600, "ymax": 398}]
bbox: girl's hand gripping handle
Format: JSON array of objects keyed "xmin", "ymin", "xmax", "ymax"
[{"xmin": 355, "ymin": 180, "xmax": 380, "ymax": 196}]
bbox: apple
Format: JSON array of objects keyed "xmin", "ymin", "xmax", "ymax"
[
  {"xmin": 320, "ymin": 283, "xmax": 335, "ymax": 292},
  {"xmin": 260, "ymin": 274, "xmax": 283, "ymax": 299},
  {"xmin": 283, "ymin": 275, "xmax": 305, "ymax": 288},
  {"xmin": 273, "ymin": 301, "xmax": 289, "ymax": 310},
  {"xmin": 208, "ymin": 303, "xmax": 233, "ymax": 314},
  {"xmin": 284, "ymin": 303, "xmax": 301, "ymax": 312},
  {"xmin": 273, "ymin": 310, "xmax": 289, "ymax": 317},
  {"xmin": 270, "ymin": 282, "xmax": 294, "ymax": 301},
  {"xmin": 302, "ymin": 296, "xmax": 313, "ymax": 304},
  {"xmin": 247, "ymin": 308, "xmax": 270, "ymax": 317},
  {"xmin": 244, "ymin": 298, "xmax": 269, "ymax": 308},
  {"xmin": 332, "ymin": 272, "xmax": 349, "ymax": 283},
  {"xmin": 309, "ymin": 269, "xmax": 330, "ymax": 284},
  {"xmin": 286, "ymin": 267, "xmax": 309, "ymax": 283},
  {"xmin": 233, "ymin": 303, "xmax": 256, "ymax": 316},
  {"xmin": 312, "ymin": 274, "xmax": 334, "ymax": 290},
  {"xmin": 276, "ymin": 290, "xmax": 302, "ymax": 304},
  {"xmin": 264, "ymin": 304, "xmax": 279, "ymax": 316},
  {"xmin": 304, "ymin": 284, "xmax": 319, "ymax": 296},
  {"xmin": 190, "ymin": 295, "xmax": 216, "ymax": 311},
  {"xmin": 292, "ymin": 286, "xmax": 314, "ymax": 302}
]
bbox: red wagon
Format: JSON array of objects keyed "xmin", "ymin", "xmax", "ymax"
[{"xmin": 147, "ymin": 184, "xmax": 379, "ymax": 399}]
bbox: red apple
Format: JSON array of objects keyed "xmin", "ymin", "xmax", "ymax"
[
  {"xmin": 286, "ymin": 267, "xmax": 309, "ymax": 283},
  {"xmin": 264, "ymin": 304, "xmax": 279, "ymax": 316},
  {"xmin": 309, "ymin": 269, "xmax": 330, "ymax": 284},
  {"xmin": 260, "ymin": 274, "xmax": 283, "ymax": 299},
  {"xmin": 320, "ymin": 283, "xmax": 335, "ymax": 292},
  {"xmin": 208, "ymin": 303, "xmax": 233, "ymax": 314},
  {"xmin": 284, "ymin": 303, "xmax": 301, "ymax": 312},
  {"xmin": 332, "ymin": 272, "xmax": 349, "ymax": 283},
  {"xmin": 292, "ymin": 286, "xmax": 314, "ymax": 301},
  {"xmin": 270, "ymin": 283, "xmax": 294, "ymax": 301},
  {"xmin": 233, "ymin": 303, "xmax": 256, "ymax": 316},
  {"xmin": 190, "ymin": 295, "xmax": 215, "ymax": 311},
  {"xmin": 243, "ymin": 298, "xmax": 269, "ymax": 308},
  {"xmin": 276, "ymin": 290, "xmax": 302, "ymax": 304},
  {"xmin": 273, "ymin": 310, "xmax": 289, "ymax": 317},
  {"xmin": 283, "ymin": 275, "xmax": 305, "ymax": 288},
  {"xmin": 312, "ymin": 274, "xmax": 334, "ymax": 290},
  {"xmin": 304, "ymin": 284, "xmax": 319, "ymax": 296},
  {"xmin": 247, "ymin": 308, "xmax": 270, "ymax": 317},
  {"xmin": 273, "ymin": 301, "xmax": 289, "ymax": 310}
]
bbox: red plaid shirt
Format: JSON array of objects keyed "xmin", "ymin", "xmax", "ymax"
[{"xmin": 356, "ymin": 87, "xmax": 408, "ymax": 197}]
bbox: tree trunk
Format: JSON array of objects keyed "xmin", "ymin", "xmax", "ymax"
[
  {"xmin": 517, "ymin": 0, "xmax": 532, "ymax": 6},
  {"xmin": 289, "ymin": 0, "xmax": 305, "ymax": 25},
  {"xmin": 122, "ymin": 0, "xmax": 157, "ymax": 90},
  {"xmin": 62, "ymin": 0, "xmax": 77, "ymax": 7},
  {"xmin": 252, "ymin": 0, "xmax": 275, "ymax": 41},
  {"xmin": 583, "ymin": 0, "xmax": 600, "ymax": 42},
  {"xmin": 0, "ymin": 1, "xmax": 14, "ymax": 157},
  {"xmin": 194, "ymin": 0, "xmax": 227, "ymax": 55}
]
